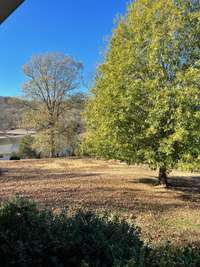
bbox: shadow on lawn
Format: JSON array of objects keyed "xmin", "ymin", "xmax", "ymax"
[
  {"xmin": 169, "ymin": 175, "xmax": 200, "ymax": 192},
  {"xmin": 132, "ymin": 177, "xmax": 158, "ymax": 186},
  {"xmin": 0, "ymin": 166, "xmax": 102, "ymax": 182},
  {"xmin": 133, "ymin": 174, "xmax": 200, "ymax": 202},
  {"xmin": 168, "ymin": 175, "xmax": 200, "ymax": 202}
]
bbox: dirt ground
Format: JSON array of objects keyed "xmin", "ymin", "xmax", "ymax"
[{"xmin": 0, "ymin": 157, "xmax": 200, "ymax": 246}]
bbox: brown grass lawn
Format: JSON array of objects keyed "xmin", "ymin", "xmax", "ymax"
[{"xmin": 0, "ymin": 157, "xmax": 200, "ymax": 246}]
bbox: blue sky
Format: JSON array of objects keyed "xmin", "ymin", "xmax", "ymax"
[{"xmin": 0, "ymin": 0, "xmax": 127, "ymax": 97}]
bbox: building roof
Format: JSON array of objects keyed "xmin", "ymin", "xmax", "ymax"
[
  {"xmin": 0, "ymin": 129, "xmax": 35, "ymax": 139},
  {"xmin": 0, "ymin": 0, "xmax": 24, "ymax": 24}
]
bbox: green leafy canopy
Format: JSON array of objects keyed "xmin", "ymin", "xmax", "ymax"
[{"xmin": 84, "ymin": 0, "xmax": 200, "ymax": 175}]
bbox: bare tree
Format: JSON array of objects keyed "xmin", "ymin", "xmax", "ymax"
[{"xmin": 22, "ymin": 52, "xmax": 83, "ymax": 157}]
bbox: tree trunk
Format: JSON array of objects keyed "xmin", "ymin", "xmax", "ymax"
[
  {"xmin": 158, "ymin": 167, "xmax": 168, "ymax": 187},
  {"xmin": 50, "ymin": 130, "xmax": 56, "ymax": 158}
]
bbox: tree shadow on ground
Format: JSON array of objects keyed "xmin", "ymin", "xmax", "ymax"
[
  {"xmin": 168, "ymin": 175, "xmax": 200, "ymax": 193},
  {"xmin": 0, "ymin": 166, "xmax": 102, "ymax": 182},
  {"xmin": 168, "ymin": 175, "xmax": 200, "ymax": 202},
  {"xmin": 131, "ymin": 177, "xmax": 158, "ymax": 186},
  {"xmin": 131, "ymin": 174, "xmax": 200, "ymax": 202}
]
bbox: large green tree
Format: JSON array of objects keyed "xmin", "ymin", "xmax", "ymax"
[{"xmin": 84, "ymin": 0, "xmax": 200, "ymax": 186}]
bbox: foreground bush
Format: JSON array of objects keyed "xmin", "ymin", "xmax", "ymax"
[
  {"xmin": 1, "ymin": 197, "xmax": 200, "ymax": 267},
  {"xmin": 0, "ymin": 197, "xmax": 143, "ymax": 267}
]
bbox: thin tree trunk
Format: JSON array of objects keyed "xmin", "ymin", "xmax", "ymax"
[
  {"xmin": 50, "ymin": 130, "xmax": 56, "ymax": 158},
  {"xmin": 158, "ymin": 167, "xmax": 168, "ymax": 187}
]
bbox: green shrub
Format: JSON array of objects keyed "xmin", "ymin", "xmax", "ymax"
[
  {"xmin": 143, "ymin": 244, "xmax": 200, "ymax": 267},
  {"xmin": 1, "ymin": 197, "xmax": 200, "ymax": 267},
  {"xmin": 19, "ymin": 135, "xmax": 39, "ymax": 159},
  {"xmin": 9, "ymin": 152, "xmax": 20, "ymax": 160},
  {"xmin": 0, "ymin": 197, "xmax": 143, "ymax": 267}
]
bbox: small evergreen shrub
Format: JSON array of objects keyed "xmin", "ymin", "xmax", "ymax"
[
  {"xmin": 19, "ymin": 135, "xmax": 39, "ymax": 159},
  {"xmin": 0, "ymin": 197, "xmax": 143, "ymax": 267},
  {"xmin": 9, "ymin": 152, "xmax": 20, "ymax": 160}
]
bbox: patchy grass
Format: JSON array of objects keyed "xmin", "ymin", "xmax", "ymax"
[{"xmin": 0, "ymin": 157, "xmax": 200, "ymax": 246}]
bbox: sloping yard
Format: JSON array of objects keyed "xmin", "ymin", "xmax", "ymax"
[{"xmin": 0, "ymin": 158, "xmax": 200, "ymax": 246}]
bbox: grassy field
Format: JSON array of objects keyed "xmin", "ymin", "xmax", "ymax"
[{"xmin": 0, "ymin": 157, "xmax": 200, "ymax": 246}]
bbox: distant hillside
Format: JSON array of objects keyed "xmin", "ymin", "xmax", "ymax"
[
  {"xmin": 0, "ymin": 97, "xmax": 28, "ymax": 130},
  {"xmin": 0, "ymin": 94, "xmax": 86, "ymax": 131}
]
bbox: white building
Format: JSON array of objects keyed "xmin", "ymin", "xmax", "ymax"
[{"xmin": 0, "ymin": 129, "xmax": 34, "ymax": 160}]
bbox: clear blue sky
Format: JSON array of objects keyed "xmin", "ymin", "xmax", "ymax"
[{"xmin": 0, "ymin": 0, "xmax": 127, "ymax": 97}]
